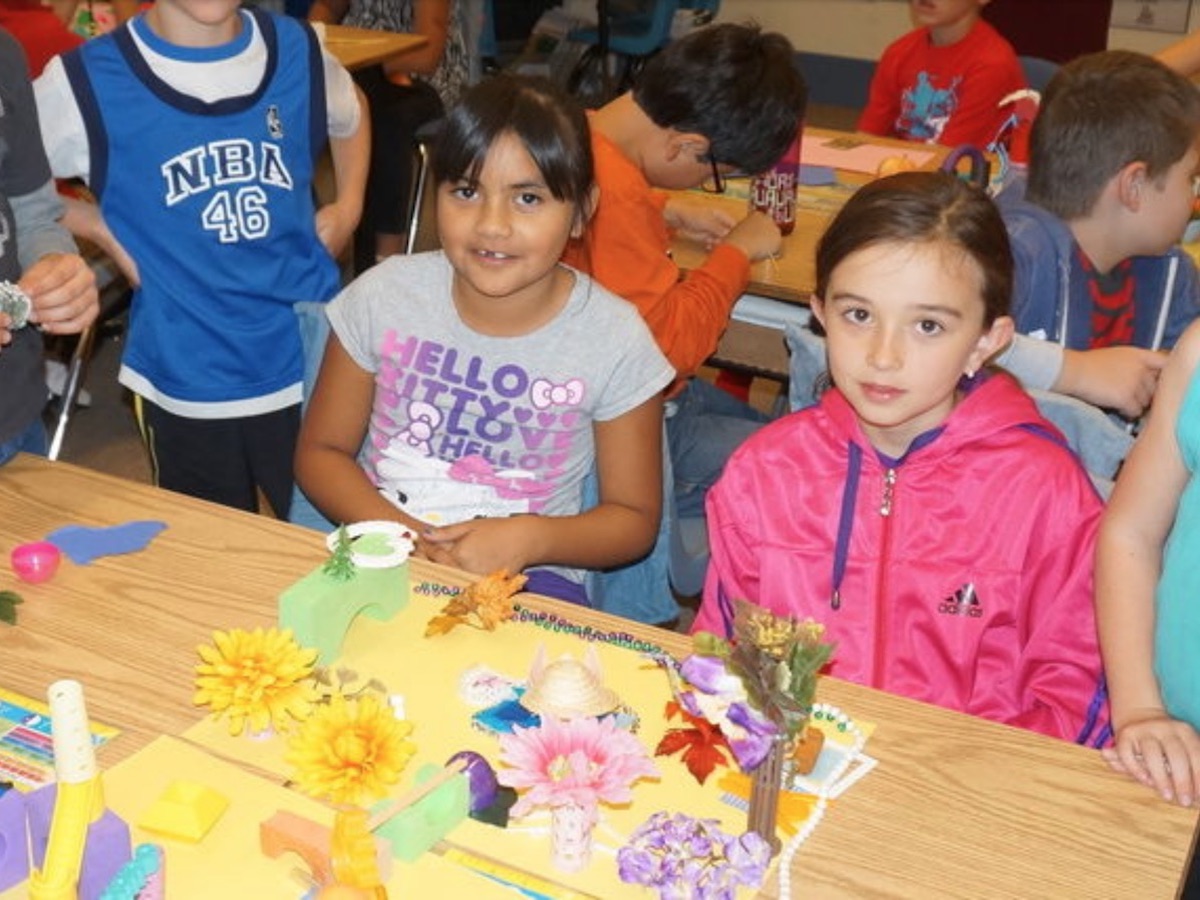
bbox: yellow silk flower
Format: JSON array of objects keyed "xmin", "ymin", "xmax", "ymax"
[
  {"xmin": 286, "ymin": 694, "xmax": 416, "ymax": 806},
  {"xmin": 193, "ymin": 626, "xmax": 319, "ymax": 736}
]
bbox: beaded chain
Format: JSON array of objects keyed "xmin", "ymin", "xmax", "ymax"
[
  {"xmin": 776, "ymin": 703, "xmax": 868, "ymax": 899},
  {"xmin": 511, "ymin": 603, "xmax": 671, "ymax": 657},
  {"xmin": 410, "ymin": 584, "xmax": 671, "ymax": 656}
]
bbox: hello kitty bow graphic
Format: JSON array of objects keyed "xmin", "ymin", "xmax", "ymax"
[
  {"xmin": 398, "ymin": 400, "xmax": 442, "ymax": 456},
  {"xmin": 530, "ymin": 378, "xmax": 585, "ymax": 410}
]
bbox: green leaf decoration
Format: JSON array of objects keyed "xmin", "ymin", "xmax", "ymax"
[
  {"xmin": 322, "ymin": 525, "xmax": 357, "ymax": 581},
  {"xmin": 0, "ymin": 591, "xmax": 25, "ymax": 625}
]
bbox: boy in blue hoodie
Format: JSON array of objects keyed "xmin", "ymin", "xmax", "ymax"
[{"xmin": 996, "ymin": 50, "xmax": 1200, "ymax": 424}]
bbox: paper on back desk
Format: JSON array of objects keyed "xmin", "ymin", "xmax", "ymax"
[{"xmin": 803, "ymin": 137, "xmax": 937, "ymax": 175}]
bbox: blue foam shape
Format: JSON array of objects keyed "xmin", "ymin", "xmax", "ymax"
[
  {"xmin": 799, "ymin": 165, "xmax": 837, "ymax": 186},
  {"xmin": 46, "ymin": 521, "xmax": 167, "ymax": 565},
  {"xmin": 471, "ymin": 690, "xmax": 540, "ymax": 736}
]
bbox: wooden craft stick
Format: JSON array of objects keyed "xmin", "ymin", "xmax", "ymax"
[
  {"xmin": 175, "ymin": 734, "xmax": 303, "ymax": 794},
  {"xmin": 366, "ymin": 760, "xmax": 466, "ymax": 831}
]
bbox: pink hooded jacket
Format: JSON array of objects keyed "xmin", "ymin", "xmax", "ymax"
[{"xmin": 694, "ymin": 373, "xmax": 1108, "ymax": 745}]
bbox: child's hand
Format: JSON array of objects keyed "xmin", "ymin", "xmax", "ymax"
[
  {"xmin": 1102, "ymin": 710, "xmax": 1200, "ymax": 806},
  {"xmin": 721, "ymin": 210, "xmax": 782, "ymax": 262},
  {"xmin": 664, "ymin": 195, "xmax": 736, "ymax": 248},
  {"xmin": 418, "ymin": 516, "xmax": 540, "ymax": 575},
  {"xmin": 20, "ymin": 253, "xmax": 98, "ymax": 337},
  {"xmin": 315, "ymin": 202, "xmax": 360, "ymax": 261},
  {"xmin": 1058, "ymin": 346, "xmax": 1167, "ymax": 420}
]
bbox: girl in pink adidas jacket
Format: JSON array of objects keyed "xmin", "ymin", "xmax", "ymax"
[{"xmin": 693, "ymin": 172, "xmax": 1108, "ymax": 745}]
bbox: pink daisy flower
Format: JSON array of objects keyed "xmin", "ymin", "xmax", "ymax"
[{"xmin": 497, "ymin": 715, "xmax": 659, "ymax": 822}]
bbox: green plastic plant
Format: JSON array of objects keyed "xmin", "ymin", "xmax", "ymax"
[
  {"xmin": 694, "ymin": 599, "xmax": 835, "ymax": 740},
  {"xmin": 321, "ymin": 525, "xmax": 357, "ymax": 581}
]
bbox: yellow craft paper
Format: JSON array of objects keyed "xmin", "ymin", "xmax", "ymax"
[
  {"xmin": 177, "ymin": 588, "xmax": 874, "ymax": 897},
  {"xmin": 0, "ymin": 734, "xmax": 497, "ymax": 898}
]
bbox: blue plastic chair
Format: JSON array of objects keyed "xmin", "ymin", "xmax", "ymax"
[
  {"xmin": 1019, "ymin": 55, "xmax": 1059, "ymax": 93},
  {"xmin": 566, "ymin": 0, "xmax": 720, "ymax": 106}
]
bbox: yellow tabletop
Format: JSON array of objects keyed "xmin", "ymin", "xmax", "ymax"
[
  {"xmin": 0, "ymin": 455, "xmax": 1195, "ymax": 898},
  {"xmin": 321, "ymin": 23, "xmax": 428, "ymax": 72}
]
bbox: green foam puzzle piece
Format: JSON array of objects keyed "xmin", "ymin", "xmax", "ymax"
[
  {"xmin": 371, "ymin": 763, "xmax": 469, "ymax": 862},
  {"xmin": 279, "ymin": 562, "xmax": 409, "ymax": 665}
]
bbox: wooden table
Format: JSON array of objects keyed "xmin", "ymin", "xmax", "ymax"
[
  {"xmin": 321, "ymin": 23, "xmax": 428, "ymax": 72},
  {"xmin": 672, "ymin": 127, "xmax": 951, "ymax": 379},
  {"xmin": 1, "ymin": 455, "xmax": 1196, "ymax": 898}
]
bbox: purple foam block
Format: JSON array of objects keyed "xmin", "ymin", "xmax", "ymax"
[
  {"xmin": 0, "ymin": 789, "xmax": 29, "ymax": 891},
  {"xmin": 27, "ymin": 783, "xmax": 132, "ymax": 900},
  {"xmin": 446, "ymin": 750, "xmax": 498, "ymax": 813}
]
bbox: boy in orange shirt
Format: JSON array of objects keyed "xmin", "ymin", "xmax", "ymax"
[{"xmin": 562, "ymin": 23, "xmax": 806, "ymax": 623}]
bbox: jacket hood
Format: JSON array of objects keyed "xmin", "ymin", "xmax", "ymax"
[
  {"xmin": 996, "ymin": 191, "xmax": 1078, "ymax": 263},
  {"xmin": 820, "ymin": 371, "xmax": 1062, "ymax": 466}
]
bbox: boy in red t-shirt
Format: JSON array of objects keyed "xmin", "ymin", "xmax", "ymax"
[{"xmin": 859, "ymin": 0, "xmax": 1025, "ymax": 148}]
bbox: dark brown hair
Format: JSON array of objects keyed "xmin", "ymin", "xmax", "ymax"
[
  {"xmin": 1027, "ymin": 50, "xmax": 1200, "ymax": 219},
  {"xmin": 632, "ymin": 23, "xmax": 806, "ymax": 174},
  {"xmin": 432, "ymin": 74, "xmax": 595, "ymax": 221},
  {"xmin": 815, "ymin": 171, "xmax": 1012, "ymax": 326}
]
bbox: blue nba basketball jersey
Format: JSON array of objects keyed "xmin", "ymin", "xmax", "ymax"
[{"xmin": 62, "ymin": 9, "xmax": 341, "ymax": 414}]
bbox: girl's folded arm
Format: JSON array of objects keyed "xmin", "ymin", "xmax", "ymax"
[
  {"xmin": 420, "ymin": 395, "xmax": 665, "ymax": 574},
  {"xmin": 559, "ymin": 393, "xmax": 665, "ymax": 569}
]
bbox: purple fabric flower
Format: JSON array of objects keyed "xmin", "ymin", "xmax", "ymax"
[
  {"xmin": 616, "ymin": 846, "xmax": 658, "ymax": 883},
  {"xmin": 674, "ymin": 654, "xmax": 780, "ymax": 770},
  {"xmin": 725, "ymin": 701, "xmax": 779, "ymax": 770},
  {"xmin": 680, "ymin": 654, "xmax": 741, "ymax": 695},
  {"xmin": 618, "ymin": 812, "xmax": 770, "ymax": 897}
]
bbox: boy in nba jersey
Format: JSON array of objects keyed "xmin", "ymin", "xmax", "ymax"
[{"xmin": 35, "ymin": 0, "xmax": 368, "ymax": 516}]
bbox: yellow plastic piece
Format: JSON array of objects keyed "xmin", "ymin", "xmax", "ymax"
[
  {"xmin": 137, "ymin": 781, "xmax": 229, "ymax": 842},
  {"xmin": 29, "ymin": 777, "xmax": 103, "ymax": 900},
  {"xmin": 331, "ymin": 808, "xmax": 386, "ymax": 891}
]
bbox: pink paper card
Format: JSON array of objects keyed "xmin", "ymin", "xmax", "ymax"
[{"xmin": 803, "ymin": 136, "xmax": 936, "ymax": 175}]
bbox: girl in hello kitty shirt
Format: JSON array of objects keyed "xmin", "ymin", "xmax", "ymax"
[{"xmin": 296, "ymin": 75, "xmax": 673, "ymax": 605}]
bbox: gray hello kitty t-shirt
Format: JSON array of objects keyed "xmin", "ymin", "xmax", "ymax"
[{"xmin": 327, "ymin": 251, "xmax": 673, "ymax": 578}]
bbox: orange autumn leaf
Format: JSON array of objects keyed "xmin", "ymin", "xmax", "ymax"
[
  {"xmin": 424, "ymin": 569, "xmax": 528, "ymax": 636},
  {"xmin": 423, "ymin": 615, "xmax": 461, "ymax": 638},
  {"xmin": 655, "ymin": 701, "xmax": 731, "ymax": 785}
]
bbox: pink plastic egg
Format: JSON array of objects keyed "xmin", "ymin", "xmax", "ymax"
[{"xmin": 11, "ymin": 541, "xmax": 61, "ymax": 584}]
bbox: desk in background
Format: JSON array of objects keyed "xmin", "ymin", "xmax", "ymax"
[
  {"xmin": 0, "ymin": 454, "xmax": 1195, "ymax": 898},
  {"xmin": 320, "ymin": 22, "xmax": 428, "ymax": 72},
  {"xmin": 671, "ymin": 128, "xmax": 950, "ymax": 381}
]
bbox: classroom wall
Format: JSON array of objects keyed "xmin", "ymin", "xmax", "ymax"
[{"xmin": 715, "ymin": 0, "xmax": 1200, "ymax": 60}]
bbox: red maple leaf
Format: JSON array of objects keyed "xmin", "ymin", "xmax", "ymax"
[{"xmin": 655, "ymin": 701, "xmax": 732, "ymax": 785}]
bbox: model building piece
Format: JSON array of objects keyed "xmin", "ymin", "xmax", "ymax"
[
  {"xmin": 137, "ymin": 782, "xmax": 228, "ymax": 843},
  {"xmin": 280, "ymin": 523, "xmax": 413, "ymax": 665},
  {"xmin": 0, "ymin": 788, "xmax": 29, "ymax": 891},
  {"xmin": 26, "ymin": 680, "xmax": 132, "ymax": 900}
]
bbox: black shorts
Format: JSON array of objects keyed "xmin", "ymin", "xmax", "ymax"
[{"xmin": 135, "ymin": 398, "xmax": 300, "ymax": 518}]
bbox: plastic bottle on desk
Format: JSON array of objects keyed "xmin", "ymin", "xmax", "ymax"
[{"xmin": 750, "ymin": 129, "xmax": 801, "ymax": 236}]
